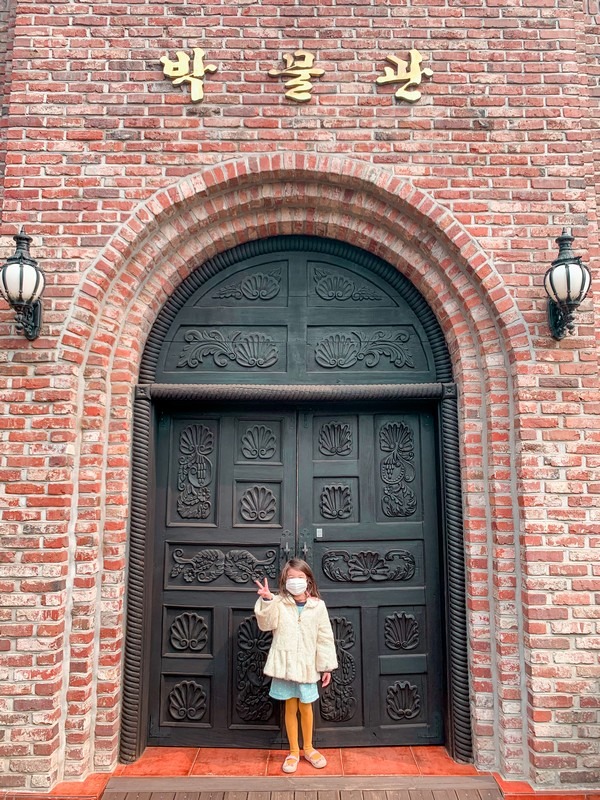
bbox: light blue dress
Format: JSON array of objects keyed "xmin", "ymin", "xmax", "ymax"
[{"xmin": 268, "ymin": 602, "xmax": 319, "ymax": 704}]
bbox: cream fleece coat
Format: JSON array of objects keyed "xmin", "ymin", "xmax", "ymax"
[{"xmin": 254, "ymin": 595, "xmax": 338, "ymax": 684}]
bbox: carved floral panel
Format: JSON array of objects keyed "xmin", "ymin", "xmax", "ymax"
[
  {"xmin": 380, "ymin": 421, "xmax": 417, "ymax": 518},
  {"xmin": 314, "ymin": 329, "xmax": 414, "ymax": 370},
  {"xmin": 322, "ymin": 549, "xmax": 416, "ymax": 583},
  {"xmin": 212, "ymin": 269, "xmax": 282, "ymax": 302},
  {"xmin": 235, "ymin": 616, "xmax": 274, "ymax": 722},
  {"xmin": 177, "ymin": 424, "xmax": 214, "ymax": 519},
  {"xmin": 169, "ymin": 547, "xmax": 279, "ymax": 585},
  {"xmin": 320, "ymin": 616, "xmax": 358, "ymax": 722}
]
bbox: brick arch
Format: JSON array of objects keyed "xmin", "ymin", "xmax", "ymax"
[{"xmin": 59, "ymin": 155, "xmax": 532, "ymax": 780}]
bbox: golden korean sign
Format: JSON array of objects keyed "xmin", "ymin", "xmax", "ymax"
[{"xmin": 161, "ymin": 46, "xmax": 432, "ymax": 105}]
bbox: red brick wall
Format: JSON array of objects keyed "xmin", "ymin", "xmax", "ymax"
[{"xmin": 0, "ymin": 0, "xmax": 598, "ymax": 792}]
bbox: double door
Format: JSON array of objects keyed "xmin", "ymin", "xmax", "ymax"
[{"xmin": 148, "ymin": 405, "xmax": 443, "ymax": 747}]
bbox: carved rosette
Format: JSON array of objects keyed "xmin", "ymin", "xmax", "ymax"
[
  {"xmin": 322, "ymin": 549, "xmax": 415, "ymax": 583},
  {"xmin": 240, "ymin": 486, "xmax": 277, "ymax": 522},
  {"xmin": 386, "ymin": 681, "xmax": 421, "ymax": 721},
  {"xmin": 235, "ymin": 616, "xmax": 274, "ymax": 722},
  {"xmin": 380, "ymin": 422, "xmax": 417, "ymax": 518},
  {"xmin": 177, "ymin": 330, "xmax": 279, "ymax": 369},
  {"xmin": 241, "ymin": 425, "xmax": 277, "ymax": 460},
  {"xmin": 169, "ymin": 612, "xmax": 209, "ymax": 652},
  {"xmin": 177, "ymin": 424, "xmax": 214, "ymax": 519},
  {"xmin": 168, "ymin": 680, "xmax": 207, "ymax": 721},
  {"xmin": 170, "ymin": 547, "xmax": 278, "ymax": 584},
  {"xmin": 320, "ymin": 617, "xmax": 357, "ymax": 722},
  {"xmin": 314, "ymin": 330, "xmax": 414, "ymax": 370},
  {"xmin": 384, "ymin": 612, "xmax": 419, "ymax": 651},
  {"xmin": 319, "ymin": 422, "xmax": 352, "ymax": 457},
  {"xmin": 320, "ymin": 484, "xmax": 352, "ymax": 520},
  {"xmin": 313, "ymin": 268, "xmax": 382, "ymax": 302}
]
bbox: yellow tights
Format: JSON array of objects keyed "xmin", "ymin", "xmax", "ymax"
[{"xmin": 284, "ymin": 698, "xmax": 314, "ymax": 756}]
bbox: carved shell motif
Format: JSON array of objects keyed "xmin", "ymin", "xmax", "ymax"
[
  {"xmin": 240, "ymin": 272, "xmax": 281, "ymax": 300},
  {"xmin": 241, "ymin": 425, "xmax": 277, "ymax": 460},
  {"xmin": 169, "ymin": 612, "xmax": 209, "ymax": 652},
  {"xmin": 319, "ymin": 422, "xmax": 352, "ymax": 457},
  {"xmin": 320, "ymin": 485, "xmax": 352, "ymax": 520},
  {"xmin": 384, "ymin": 612, "xmax": 419, "ymax": 651},
  {"xmin": 240, "ymin": 486, "xmax": 277, "ymax": 522},
  {"xmin": 235, "ymin": 334, "xmax": 279, "ymax": 368},
  {"xmin": 314, "ymin": 334, "xmax": 360, "ymax": 369},
  {"xmin": 213, "ymin": 269, "xmax": 281, "ymax": 301},
  {"xmin": 168, "ymin": 680, "xmax": 207, "ymax": 721},
  {"xmin": 180, "ymin": 424, "xmax": 214, "ymax": 458},
  {"xmin": 386, "ymin": 681, "xmax": 421, "ymax": 721}
]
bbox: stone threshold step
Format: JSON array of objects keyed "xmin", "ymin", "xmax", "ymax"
[{"xmin": 105, "ymin": 775, "xmax": 501, "ymax": 792}]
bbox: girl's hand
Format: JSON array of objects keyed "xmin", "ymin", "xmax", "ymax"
[
  {"xmin": 254, "ymin": 577, "xmax": 273, "ymax": 600},
  {"xmin": 321, "ymin": 672, "xmax": 332, "ymax": 688}
]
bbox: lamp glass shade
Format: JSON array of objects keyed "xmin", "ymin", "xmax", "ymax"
[
  {"xmin": 0, "ymin": 261, "xmax": 45, "ymax": 305},
  {"xmin": 544, "ymin": 261, "xmax": 591, "ymax": 306}
]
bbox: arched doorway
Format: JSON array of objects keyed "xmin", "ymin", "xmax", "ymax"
[{"xmin": 121, "ymin": 236, "xmax": 471, "ymax": 762}]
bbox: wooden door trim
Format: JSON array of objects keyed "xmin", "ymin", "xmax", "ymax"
[{"xmin": 145, "ymin": 382, "xmax": 446, "ymax": 401}]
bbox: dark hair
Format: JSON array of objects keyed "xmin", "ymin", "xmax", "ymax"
[{"xmin": 278, "ymin": 558, "xmax": 321, "ymax": 599}]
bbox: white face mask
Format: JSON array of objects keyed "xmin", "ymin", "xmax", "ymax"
[{"xmin": 285, "ymin": 577, "xmax": 308, "ymax": 596}]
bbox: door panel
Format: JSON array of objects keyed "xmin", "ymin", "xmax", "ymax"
[
  {"xmin": 299, "ymin": 408, "xmax": 443, "ymax": 746},
  {"xmin": 149, "ymin": 406, "xmax": 443, "ymax": 747},
  {"xmin": 150, "ymin": 410, "xmax": 296, "ymax": 746}
]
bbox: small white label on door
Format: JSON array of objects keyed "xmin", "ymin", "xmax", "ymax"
[{"xmin": 316, "ymin": 528, "xmax": 323, "ymax": 538}]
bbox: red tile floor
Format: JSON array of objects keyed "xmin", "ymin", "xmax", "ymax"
[{"xmin": 2, "ymin": 747, "xmax": 600, "ymax": 800}]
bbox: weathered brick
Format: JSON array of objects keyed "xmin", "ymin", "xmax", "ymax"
[{"xmin": 0, "ymin": 0, "xmax": 598, "ymax": 792}]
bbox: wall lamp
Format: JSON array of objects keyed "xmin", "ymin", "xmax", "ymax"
[
  {"xmin": 544, "ymin": 228, "xmax": 591, "ymax": 340},
  {"xmin": 0, "ymin": 228, "xmax": 45, "ymax": 340}
]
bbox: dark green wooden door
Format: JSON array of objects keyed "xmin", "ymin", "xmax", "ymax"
[{"xmin": 148, "ymin": 405, "xmax": 443, "ymax": 747}]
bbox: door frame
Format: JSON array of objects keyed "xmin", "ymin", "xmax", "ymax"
[
  {"xmin": 120, "ymin": 236, "xmax": 471, "ymax": 764},
  {"xmin": 120, "ymin": 380, "xmax": 470, "ymax": 763}
]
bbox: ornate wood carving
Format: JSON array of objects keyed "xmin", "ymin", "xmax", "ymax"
[
  {"xmin": 384, "ymin": 612, "xmax": 419, "ymax": 650},
  {"xmin": 212, "ymin": 269, "xmax": 281, "ymax": 301},
  {"xmin": 313, "ymin": 267, "xmax": 382, "ymax": 302},
  {"xmin": 314, "ymin": 330, "xmax": 414, "ymax": 370},
  {"xmin": 177, "ymin": 424, "xmax": 214, "ymax": 519},
  {"xmin": 318, "ymin": 422, "xmax": 352, "ymax": 456},
  {"xmin": 319, "ymin": 484, "xmax": 352, "ymax": 519},
  {"xmin": 320, "ymin": 617, "xmax": 357, "ymax": 722},
  {"xmin": 169, "ymin": 612, "xmax": 208, "ymax": 652},
  {"xmin": 168, "ymin": 680, "xmax": 207, "ymax": 721},
  {"xmin": 170, "ymin": 547, "xmax": 278, "ymax": 584},
  {"xmin": 240, "ymin": 485, "xmax": 277, "ymax": 522},
  {"xmin": 241, "ymin": 425, "xmax": 277, "ymax": 460},
  {"xmin": 177, "ymin": 330, "xmax": 279, "ymax": 369},
  {"xmin": 322, "ymin": 549, "xmax": 415, "ymax": 582},
  {"xmin": 380, "ymin": 422, "xmax": 417, "ymax": 518},
  {"xmin": 235, "ymin": 617, "xmax": 274, "ymax": 722},
  {"xmin": 386, "ymin": 681, "xmax": 421, "ymax": 721}
]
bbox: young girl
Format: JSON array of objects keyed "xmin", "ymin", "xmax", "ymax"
[{"xmin": 254, "ymin": 558, "xmax": 338, "ymax": 774}]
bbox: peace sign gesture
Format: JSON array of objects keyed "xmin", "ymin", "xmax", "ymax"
[{"xmin": 254, "ymin": 577, "xmax": 273, "ymax": 600}]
